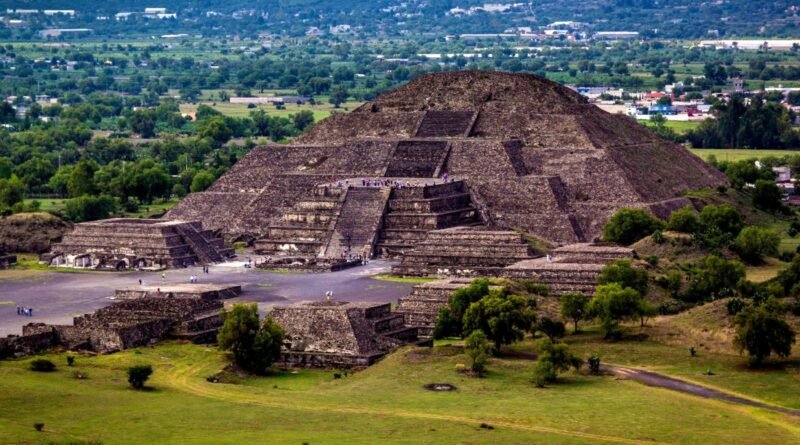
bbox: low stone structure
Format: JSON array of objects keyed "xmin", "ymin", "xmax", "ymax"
[
  {"xmin": 45, "ymin": 218, "xmax": 234, "ymax": 270},
  {"xmin": 269, "ymin": 300, "xmax": 427, "ymax": 368},
  {"xmin": 113, "ymin": 284, "xmax": 242, "ymax": 300},
  {"xmin": 1, "ymin": 291, "xmax": 229, "ymax": 357},
  {"xmin": 396, "ymin": 243, "xmax": 635, "ymax": 338}
]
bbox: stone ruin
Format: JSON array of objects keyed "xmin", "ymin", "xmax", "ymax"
[
  {"xmin": 396, "ymin": 243, "xmax": 636, "ymax": 338},
  {"xmin": 269, "ymin": 300, "xmax": 428, "ymax": 368},
  {"xmin": 48, "ymin": 72, "xmax": 724, "ymax": 271},
  {"xmin": 165, "ymin": 71, "xmax": 725, "ymax": 265},
  {"xmin": 0, "ymin": 284, "xmax": 240, "ymax": 357},
  {"xmin": 45, "ymin": 218, "xmax": 234, "ymax": 269}
]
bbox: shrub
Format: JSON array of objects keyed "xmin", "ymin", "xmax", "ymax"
[
  {"xmin": 598, "ymin": 260, "xmax": 649, "ymax": 295},
  {"xmin": 532, "ymin": 359, "xmax": 557, "ymax": 387},
  {"xmin": 587, "ymin": 283, "xmax": 644, "ymax": 338},
  {"xmin": 726, "ymin": 297, "xmax": 746, "ymax": 316},
  {"xmin": 66, "ymin": 355, "xmax": 75, "ymax": 366},
  {"xmin": 217, "ymin": 304, "xmax": 285, "ymax": 375},
  {"xmin": 645, "ymin": 255, "xmax": 659, "ymax": 266},
  {"xmin": 587, "ymin": 355, "xmax": 601, "ymax": 375},
  {"xmin": 30, "ymin": 359, "xmax": 56, "ymax": 372},
  {"xmin": 434, "ymin": 279, "xmax": 491, "ymax": 339},
  {"xmin": 602, "ymin": 208, "xmax": 665, "ymax": 245},
  {"xmin": 64, "ymin": 194, "xmax": 118, "ymax": 222},
  {"xmin": 464, "ymin": 330, "xmax": 492, "ymax": 375},
  {"xmin": 34, "ymin": 422, "xmax": 44, "ymax": 432},
  {"xmin": 734, "ymin": 305, "xmax": 796, "ymax": 366},
  {"xmin": 127, "ymin": 364, "xmax": 153, "ymax": 389},
  {"xmin": 752, "ymin": 179, "xmax": 785, "ymax": 213},
  {"xmin": 666, "ymin": 205, "xmax": 700, "ymax": 233},
  {"xmin": 463, "ymin": 291, "xmax": 537, "ymax": 351},
  {"xmin": 698, "ymin": 204, "xmax": 743, "ymax": 239},
  {"xmin": 733, "ymin": 227, "xmax": 780, "ymax": 264},
  {"xmin": 684, "ymin": 255, "xmax": 745, "ymax": 303},
  {"xmin": 537, "ymin": 317, "xmax": 566, "ymax": 342},
  {"xmin": 531, "ymin": 338, "xmax": 582, "ymax": 386}
]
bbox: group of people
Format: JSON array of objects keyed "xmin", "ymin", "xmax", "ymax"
[
  {"xmin": 15, "ymin": 306, "xmax": 33, "ymax": 317},
  {"xmin": 326, "ymin": 174, "xmax": 456, "ymax": 190}
]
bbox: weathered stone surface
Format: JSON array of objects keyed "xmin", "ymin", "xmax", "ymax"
[
  {"xmin": 269, "ymin": 300, "xmax": 425, "ymax": 369},
  {"xmin": 164, "ymin": 71, "xmax": 724, "ymax": 252},
  {"xmin": 113, "ymin": 284, "xmax": 242, "ymax": 300},
  {"xmin": 46, "ymin": 218, "xmax": 233, "ymax": 270}
]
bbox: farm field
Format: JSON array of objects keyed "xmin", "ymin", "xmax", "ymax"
[{"xmin": 689, "ymin": 148, "xmax": 800, "ymax": 162}]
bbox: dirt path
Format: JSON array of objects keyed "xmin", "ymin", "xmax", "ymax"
[
  {"xmin": 606, "ymin": 365, "xmax": 800, "ymax": 417},
  {"xmin": 504, "ymin": 351, "xmax": 799, "ymax": 417}
]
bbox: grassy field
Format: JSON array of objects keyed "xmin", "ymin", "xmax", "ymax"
[
  {"xmin": 180, "ymin": 99, "xmax": 364, "ymax": 121},
  {"xmin": 689, "ymin": 149, "xmax": 800, "ymax": 162},
  {"xmin": 0, "ymin": 335, "xmax": 798, "ymax": 444},
  {"xmin": 641, "ymin": 120, "xmax": 700, "ymax": 135},
  {"xmin": 22, "ymin": 198, "xmax": 179, "ymax": 219}
]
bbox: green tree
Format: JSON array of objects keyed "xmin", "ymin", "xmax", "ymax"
[
  {"xmin": 733, "ymin": 227, "xmax": 780, "ymax": 264},
  {"xmin": 598, "ymin": 260, "xmax": 649, "ymax": 295},
  {"xmin": 734, "ymin": 305, "xmax": 795, "ymax": 366},
  {"xmin": 64, "ymin": 194, "xmax": 117, "ymax": 222},
  {"xmin": 464, "ymin": 330, "xmax": 491, "ymax": 375},
  {"xmin": 463, "ymin": 292, "xmax": 536, "ymax": 351},
  {"xmin": 67, "ymin": 159, "xmax": 98, "ymax": 198},
  {"xmin": 587, "ymin": 283, "xmax": 643, "ymax": 338},
  {"xmin": 752, "ymin": 179, "xmax": 784, "ymax": 213},
  {"xmin": 666, "ymin": 205, "xmax": 699, "ymax": 233},
  {"xmin": 537, "ymin": 317, "xmax": 566, "ymax": 342},
  {"xmin": 531, "ymin": 338, "xmax": 582, "ymax": 387},
  {"xmin": 129, "ymin": 109, "xmax": 157, "ymax": 138},
  {"xmin": 330, "ymin": 85, "xmax": 349, "ymax": 108},
  {"xmin": 685, "ymin": 255, "xmax": 746, "ymax": 302},
  {"xmin": 190, "ymin": 171, "xmax": 216, "ymax": 193},
  {"xmin": 127, "ymin": 365, "xmax": 153, "ymax": 389},
  {"xmin": 0, "ymin": 175, "xmax": 25, "ymax": 209},
  {"xmin": 292, "ymin": 110, "xmax": 315, "ymax": 132},
  {"xmin": 217, "ymin": 304, "xmax": 284, "ymax": 375},
  {"xmin": 434, "ymin": 279, "xmax": 490, "ymax": 339},
  {"xmin": 603, "ymin": 208, "xmax": 665, "ymax": 245},
  {"xmin": 559, "ymin": 292, "xmax": 590, "ymax": 333},
  {"xmin": 198, "ymin": 116, "xmax": 233, "ymax": 146}
]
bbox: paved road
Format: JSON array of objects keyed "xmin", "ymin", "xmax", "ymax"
[{"xmin": 0, "ymin": 260, "xmax": 414, "ymax": 336}]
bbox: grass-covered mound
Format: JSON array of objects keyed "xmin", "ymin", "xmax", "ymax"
[{"xmin": 0, "ymin": 212, "xmax": 71, "ymax": 254}]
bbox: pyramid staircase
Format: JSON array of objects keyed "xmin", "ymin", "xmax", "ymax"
[
  {"xmin": 414, "ymin": 110, "xmax": 476, "ymax": 137},
  {"xmin": 323, "ymin": 187, "xmax": 391, "ymax": 259},
  {"xmin": 384, "ymin": 140, "xmax": 450, "ymax": 178}
]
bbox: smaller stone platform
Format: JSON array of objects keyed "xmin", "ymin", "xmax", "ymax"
[
  {"xmin": 270, "ymin": 299, "xmax": 427, "ymax": 369},
  {"xmin": 113, "ymin": 284, "xmax": 242, "ymax": 300}
]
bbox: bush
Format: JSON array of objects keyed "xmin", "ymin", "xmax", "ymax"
[
  {"xmin": 532, "ymin": 359, "xmax": 557, "ymax": 387},
  {"xmin": 127, "ymin": 364, "xmax": 153, "ymax": 389},
  {"xmin": 66, "ymin": 355, "xmax": 75, "ymax": 366},
  {"xmin": 531, "ymin": 338, "xmax": 582, "ymax": 386},
  {"xmin": 434, "ymin": 279, "xmax": 491, "ymax": 339},
  {"xmin": 33, "ymin": 422, "xmax": 44, "ymax": 432},
  {"xmin": 464, "ymin": 330, "xmax": 492, "ymax": 375},
  {"xmin": 30, "ymin": 359, "xmax": 56, "ymax": 372},
  {"xmin": 684, "ymin": 255, "xmax": 746, "ymax": 303},
  {"xmin": 602, "ymin": 208, "xmax": 665, "ymax": 245},
  {"xmin": 587, "ymin": 283, "xmax": 644, "ymax": 338},
  {"xmin": 733, "ymin": 227, "xmax": 780, "ymax": 264},
  {"xmin": 734, "ymin": 305, "xmax": 796, "ymax": 366},
  {"xmin": 537, "ymin": 317, "xmax": 566, "ymax": 342},
  {"xmin": 598, "ymin": 260, "xmax": 649, "ymax": 295},
  {"xmin": 64, "ymin": 194, "xmax": 118, "ymax": 222},
  {"xmin": 752, "ymin": 179, "xmax": 785, "ymax": 213},
  {"xmin": 217, "ymin": 304, "xmax": 285, "ymax": 375},
  {"xmin": 698, "ymin": 204, "xmax": 744, "ymax": 239},
  {"xmin": 666, "ymin": 205, "xmax": 699, "ymax": 233},
  {"xmin": 587, "ymin": 355, "xmax": 601, "ymax": 375},
  {"xmin": 726, "ymin": 297, "xmax": 746, "ymax": 316}
]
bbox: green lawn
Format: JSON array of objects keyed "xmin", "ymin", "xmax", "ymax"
[
  {"xmin": 642, "ymin": 120, "xmax": 700, "ymax": 135},
  {"xmin": 0, "ymin": 340, "xmax": 798, "ymax": 444},
  {"xmin": 690, "ymin": 149, "xmax": 800, "ymax": 162}
]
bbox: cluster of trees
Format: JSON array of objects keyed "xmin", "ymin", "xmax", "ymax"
[{"xmin": 686, "ymin": 96, "xmax": 799, "ymax": 150}]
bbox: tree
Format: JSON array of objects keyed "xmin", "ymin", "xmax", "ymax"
[
  {"xmin": 129, "ymin": 109, "xmax": 156, "ymax": 138},
  {"xmin": 560, "ymin": 292, "xmax": 590, "ymax": 333},
  {"xmin": 463, "ymin": 292, "xmax": 536, "ymax": 351},
  {"xmin": 127, "ymin": 365, "xmax": 153, "ymax": 389},
  {"xmin": 67, "ymin": 159, "xmax": 97, "ymax": 198},
  {"xmin": 734, "ymin": 305, "xmax": 795, "ymax": 366},
  {"xmin": 190, "ymin": 171, "xmax": 216, "ymax": 193},
  {"xmin": 0, "ymin": 175, "xmax": 25, "ymax": 210},
  {"xmin": 666, "ymin": 205, "xmax": 699, "ymax": 233},
  {"xmin": 330, "ymin": 85, "xmax": 349, "ymax": 108},
  {"xmin": 198, "ymin": 116, "xmax": 233, "ymax": 146},
  {"xmin": 752, "ymin": 179, "xmax": 784, "ymax": 213},
  {"xmin": 217, "ymin": 304, "xmax": 284, "ymax": 375},
  {"xmin": 733, "ymin": 227, "xmax": 780, "ymax": 264},
  {"xmin": 598, "ymin": 260, "xmax": 649, "ymax": 295},
  {"xmin": 464, "ymin": 330, "xmax": 491, "ymax": 375},
  {"xmin": 685, "ymin": 255, "xmax": 746, "ymax": 303},
  {"xmin": 537, "ymin": 317, "xmax": 566, "ymax": 342},
  {"xmin": 292, "ymin": 110, "xmax": 315, "ymax": 132},
  {"xmin": 531, "ymin": 338, "xmax": 582, "ymax": 387},
  {"xmin": 434, "ymin": 279, "xmax": 490, "ymax": 339},
  {"xmin": 587, "ymin": 283, "xmax": 644, "ymax": 338},
  {"xmin": 603, "ymin": 208, "xmax": 665, "ymax": 245},
  {"xmin": 64, "ymin": 195, "xmax": 118, "ymax": 222}
]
